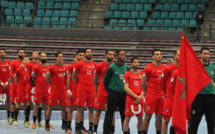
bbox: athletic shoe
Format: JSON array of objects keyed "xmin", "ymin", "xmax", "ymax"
[
  {"xmin": 37, "ymin": 122, "xmax": 44, "ymax": 128},
  {"xmin": 24, "ymin": 121, "xmax": 29, "ymax": 128},
  {"xmin": 61, "ymin": 124, "xmax": 67, "ymax": 131},
  {"xmin": 31, "ymin": 122, "xmax": 36, "ymax": 129},
  {"xmin": 93, "ymin": 132, "xmax": 97, "ymax": 134},
  {"xmin": 74, "ymin": 130, "xmax": 83, "ymax": 134},
  {"xmin": 9, "ymin": 118, "xmax": 14, "ymax": 125},
  {"xmin": 7, "ymin": 117, "xmax": 11, "ymax": 123},
  {"xmin": 45, "ymin": 124, "xmax": 50, "ymax": 131},
  {"xmin": 67, "ymin": 129, "xmax": 72, "ymax": 134},
  {"xmin": 81, "ymin": 126, "xmax": 88, "ymax": 133},
  {"xmin": 49, "ymin": 123, "xmax": 55, "ymax": 129},
  {"xmin": 12, "ymin": 120, "xmax": 18, "ymax": 126},
  {"xmin": 88, "ymin": 130, "xmax": 93, "ymax": 134}
]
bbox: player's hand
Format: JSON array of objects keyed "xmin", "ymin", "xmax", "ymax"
[
  {"xmin": 67, "ymin": 90, "xmax": 72, "ymax": 98},
  {"xmin": 212, "ymin": 82, "xmax": 215, "ymax": 88},
  {"xmin": 135, "ymin": 95, "xmax": 142, "ymax": 104}
]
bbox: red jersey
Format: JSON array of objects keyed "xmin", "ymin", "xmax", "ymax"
[
  {"xmin": 10, "ymin": 59, "xmax": 23, "ymax": 80},
  {"xmin": 67, "ymin": 62, "xmax": 78, "ymax": 93},
  {"xmin": 32, "ymin": 64, "xmax": 49, "ymax": 92},
  {"xmin": 26, "ymin": 61, "xmax": 40, "ymax": 85},
  {"xmin": 95, "ymin": 61, "xmax": 112, "ymax": 96},
  {"xmin": 168, "ymin": 69, "xmax": 178, "ymax": 101},
  {"xmin": 0, "ymin": 60, "xmax": 10, "ymax": 83},
  {"xmin": 124, "ymin": 70, "xmax": 143, "ymax": 102},
  {"xmin": 15, "ymin": 66, "xmax": 28, "ymax": 91},
  {"xmin": 74, "ymin": 60, "xmax": 97, "ymax": 92},
  {"xmin": 48, "ymin": 64, "xmax": 67, "ymax": 91},
  {"xmin": 143, "ymin": 63, "xmax": 165, "ymax": 97},
  {"xmin": 161, "ymin": 63, "xmax": 177, "ymax": 98}
]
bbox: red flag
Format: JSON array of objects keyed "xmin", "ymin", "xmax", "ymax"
[{"xmin": 172, "ymin": 33, "xmax": 211, "ymax": 134}]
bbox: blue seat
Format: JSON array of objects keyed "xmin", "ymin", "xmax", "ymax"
[
  {"xmin": 152, "ymin": 11, "xmax": 161, "ymax": 19},
  {"xmin": 26, "ymin": 2, "xmax": 33, "ymax": 9},
  {"xmin": 119, "ymin": 4, "xmax": 126, "ymax": 10},
  {"xmin": 171, "ymin": 4, "xmax": 179, "ymax": 11},
  {"xmin": 152, "ymin": 27, "xmax": 159, "ymax": 30},
  {"xmin": 122, "ymin": 27, "xmax": 130, "ymax": 30},
  {"xmin": 38, "ymin": 1, "xmax": 45, "ymax": 8},
  {"xmin": 164, "ymin": 19, "xmax": 172, "ymax": 26},
  {"xmin": 105, "ymin": 26, "xmax": 112, "ymax": 29},
  {"xmin": 136, "ymin": 4, "xmax": 143, "ymax": 11},
  {"xmin": 176, "ymin": 12, "xmax": 184, "ymax": 19},
  {"xmin": 177, "ymin": 27, "xmax": 184, "ymax": 31},
  {"xmin": 54, "ymin": 2, "xmax": 62, "ymax": 9},
  {"xmin": 181, "ymin": 4, "xmax": 188, "ymax": 11},
  {"xmin": 70, "ymin": 10, "xmax": 78, "ymax": 17},
  {"xmin": 127, "ymin": 4, "xmax": 135, "ymax": 11},
  {"xmin": 51, "ymin": 17, "xmax": 59, "ymax": 24},
  {"xmin": 189, "ymin": 19, "xmax": 196, "ymax": 27},
  {"xmin": 37, "ymin": 9, "xmax": 45, "ymax": 17},
  {"xmin": 110, "ymin": 19, "xmax": 118, "ymax": 26},
  {"xmin": 45, "ymin": 10, "xmax": 53, "ymax": 16},
  {"xmin": 131, "ymin": 0, "xmax": 139, "ymax": 3},
  {"xmin": 156, "ymin": 19, "xmax": 164, "ymax": 26},
  {"xmin": 185, "ymin": 12, "xmax": 193, "ymax": 19},
  {"xmin": 110, "ymin": 3, "xmax": 118, "ymax": 10},
  {"xmin": 193, "ymin": 0, "xmax": 200, "ymax": 3},
  {"xmin": 114, "ymin": 27, "xmax": 121, "ymax": 30},
  {"xmin": 113, "ymin": 11, "xmax": 121, "ymax": 18},
  {"xmin": 17, "ymin": 2, "xmax": 25, "ymax": 9},
  {"xmin": 161, "ymin": 27, "xmax": 168, "ymax": 30},
  {"xmin": 144, "ymin": 26, "xmax": 151, "ymax": 30},
  {"xmin": 139, "ymin": 11, "xmax": 147, "ymax": 19},
  {"xmin": 137, "ymin": 19, "xmax": 144, "ymax": 27},
  {"xmin": 8, "ymin": 1, "xmax": 16, "ymax": 9},
  {"xmin": 160, "ymin": 0, "xmax": 168, "ymax": 3},
  {"xmin": 139, "ymin": 0, "xmax": 147, "ymax": 3},
  {"xmin": 42, "ymin": 25, "xmax": 49, "ymax": 28},
  {"xmin": 24, "ymin": 16, "xmax": 32, "ymax": 23},
  {"xmin": 73, "ymin": 0, "xmax": 80, "ymax": 2},
  {"xmin": 10, "ymin": 24, "xmax": 18, "ymax": 27},
  {"xmin": 62, "ymin": 2, "xmax": 71, "ymax": 9},
  {"xmin": 46, "ymin": 2, "xmax": 54, "ymax": 9},
  {"xmin": 71, "ymin": 3, "xmax": 79, "ymax": 10},
  {"xmin": 181, "ymin": 19, "xmax": 189, "ymax": 26},
  {"xmin": 61, "ymin": 10, "xmax": 69, "ymax": 17},
  {"xmin": 161, "ymin": 12, "xmax": 168, "ymax": 18},
  {"xmin": 60, "ymin": 17, "xmax": 68, "ymax": 24},
  {"xmin": 169, "ymin": 0, "xmax": 177, "ymax": 3},
  {"xmin": 128, "ymin": 19, "xmax": 136, "ymax": 26},
  {"xmin": 168, "ymin": 27, "xmax": 176, "ymax": 30},
  {"xmin": 33, "ymin": 24, "xmax": 41, "ymax": 28},
  {"xmin": 172, "ymin": 19, "xmax": 180, "ymax": 26},
  {"xmin": 5, "ymin": 9, "xmax": 13, "ymax": 16},
  {"xmin": 19, "ymin": 24, "xmax": 25, "ymax": 27},
  {"xmin": 6, "ymin": 16, "xmax": 14, "ymax": 23},
  {"xmin": 185, "ymin": 0, "xmax": 193, "ymax": 3},
  {"xmin": 118, "ymin": 19, "xmax": 127, "ymax": 26},
  {"xmin": 177, "ymin": 0, "xmax": 184, "ymax": 3},
  {"xmin": 34, "ymin": 17, "xmax": 42, "ymax": 24},
  {"xmin": 122, "ymin": 11, "xmax": 130, "ymax": 19},
  {"xmin": 14, "ymin": 9, "xmax": 22, "ymax": 16},
  {"xmin": 23, "ymin": 9, "xmax": 31, "ymax": 16},
  {"xmin": 200, "ymin": 0, "xmax": 209, "ymax": 4},
  {"xmin": 163, "ymin": 4, "xmax": 171, "ymax": 11},
  {"xmin": 1, "ymin": 1, "xmax": 8, "ymax": 8},
  {"xmin": 144, "ymin": 4, "xmax": 152, "ymax": 11},
  {"xmin": 169, "ymin": 12, "xmax": 177, "ymax": 19},
  {"xmin": 123, "ymin": 0, "xmax": 130, "ymax": 3},
  {"xmin": 105, "ymin": 11, "xmax": 113, "ymax": 18},
  {"xmin": 147, "ymin": 19, "xmax": 156, "ymax": 26},
  {"xmin": 68, "ymin": 18, "xmax": 76, "ymax": 25},
  {"xmin": 148, "ymin": 0, "xmax": 156, "ymax": 3},
  {"xmin": 42, "ymin": 17, "xmax": 51, "ymax": 25},
  {"xmin": 189, "ymin": 4, "xmax": 197, "ymax": 11},
  {"xmin": 15, "ymin": 16, "xmax": 23, "ymax": 23},
  {"xmin": 115, "ymin": 0, "xmax": 122, "ymax": 3},
  {"xmin": 154, "ymin": 4, "xmax": 163, "ymax": 11},
  {"xmin": 131, "ymin": 11, "xmax": 139, "ymax": 19}
]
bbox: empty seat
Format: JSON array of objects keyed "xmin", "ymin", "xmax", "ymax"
[
  {"xmin": 131, "ymin": 11, "xmax": 139, "ymax": 19},
  {"xmin": 110, "ymin": 3, "xmax": 118, "ymax": 10},
  {"xmin": 177, "ymin": 0, "xmax": 185, "ymax": 3},
  {"xmin": 15, "ymin": 16, "xmax": 23, "ymax": 23},
  {"xmin": 26, "ymin": 2, "xmax": 33, "ymax": 9},
  {"xmin": 5, "ymin": 9, "xmax": 13, "ymax": 16},
  {"xmin": 17, "ymin": 2, "xmax": 25, "ymax": 9},
  {"xmin": 34, "ymin": 17, "xmax": 42, "ymax": 24},
  {"xmin": 139, "ymin": 0, "xmax": 147, "ymax": 3},
  {"xmin": 51, "ymin": 17, "xmax": 59, "ymax": 24},
  {"xmin": 156, "ymin": 19, "xmax": 164, "ymax": 26},
  {"xmin": 172, "ymin": 19, "xmax": 180, "ymax": 26},
  {"xmin": 161, "ymin": 12, "xmax": 168, "ymax": 18},
  {"xmin": 23, "ymin": 9, "xmax": 31, "ymax": 16},
  {"xmin": 119, "ymin": 4, "xmax": 126, "ymax": 10},
  {"xmin": 115, "ymin": 0, "xmax": 122, "ymax": 3},
  {"xmin": 105, "ymin": 11, "xmax": 113, "ymax": 18},
  {"xmin": 169, "ymin": 12, "xmax": 177, "ymax": 19},
  {"xmin": 137, "ymin": 19, "xmax": 144, "ymax": 26},
  {"xmin": 54, "ymin": 2, "xmax": 62, "ymax": 9},
  {"xmin": 19, "ymin": 24, "xmax": 25, "ymax": 27},
  {"xmin": 152, "ymin": 11, "xmax": 161, "ymax": 19},
  {"xmin": 200, "ymin": 0, "xmax": 209, "ymax": 4},
  {"xmin": 185, "ymin": 0, "xmax": 193, "ymax": 3},
  {"xmin": 8, "ymin": 1, "xmax": 16, "ymax": 9},
  {"xmin": 189, "ymin": 19, "xmax": 196, "ymax": 27},
  {"xmin": 164, "ymin": 19, "xmax": 172, "ymax": 26},
  {"xmin": 110, "ymin": 19, "xmax": 118, "ymax": 26},
  {"xmin": 177, "ymin": 27, "xmax": 184, "ymax": 31},
  {"xmin": 155, "ymin": 4, "xmax": 163, "ymax": 11},
  {"xmin": 176, "ymin": 12, "xmax": 184, "ymax": 19},
  {"xmin": 38, "ymin": 1, "xmax": 45, "ymax": 8},
  {"xmin": 185, "ymin": 12, "xmax": 193, "ymax": 19},
  {"xmin": 171, "ymin": 4, "xmax": 179, "ymax": 11},
  {"xmin": 160, "ymin": 0, "xmax": 168, "ymax": 3},
  {"xmin": 6, "ymin": 16, "xmax": 14, "ymax": 23},
  {"xmin": 24, "ymin": 16, "xmax": 32, "ymax": 23},
  {"xmin": 42, "ymin": 17, "xmax": 51, "ymax": 24},
  {"xmin": 60, "ymin": 10, "xmax": 69, "ymax": 17},
  {"xmin": 113, "ymin": 11, "xmax": 121, "ymax": 18},
  {"xmin": 136, "ymin": 4, "xmax": 143, "ymax": 11},
  {"xmin": 45, "ymin": 10, "xmax": 53, "ymax": 16},
  {"xmin": 189, "ymin": 4, "xmax": 197, "ymax": 11},
  {"xmin": 70, "ymin": 10, "xmax": 78, "ymax": 17},
  {"xmin": 180, "ymin": 4, "xmax": 188, "ymax": 11},
  {"xmin": 68, "ymin": 18, "xmax": 76, "ymax": 25},
  {"xmin": 118, "ymin": 19, "xmax": 127, "ymax": 26},
  {"xmin": 169, "ymin": 0, "xmax": 177, "ymax": 3},
  {"xmin": 122, "ymin": 27, "xmax": 130, "ymax": 30},
  {"xmin": 168, "ymin": 27, "xmax": 176, "ymax": 30},
  {"xmin": 46, "ymin": 2, "xmax": 54, "ymax": 9},
  {"xmin": 144, "ymin": 4, "xmax": 152, "ymax": 11},
  {"xmin": 37, "ymin": 9, "xmax": 45, "ymax": 17},
  {"xmin": 42, "ymin": 25, "xmax": 49, "ymax": 28},
  {"xmin": 1, "ymin": 1, "xmax": 8, "ymax": 8},
  {"xmin": 139, "ymin": 11, "xmax": 147, "ymax": 19},
  {"xmin": 144, "ymin": 26, "xmax": 151, "ymax": 30},
  {"xmin": 163, "ymin": 4, "xmax": 171, "ymax": 11},
  {"xmin": 152, "ymin": 27, "xmax": 159, "ymax": 30},
  {"xmin": 71, "ymin": 3, "xmax": 79, "ymax": 9},
  {"xmin": 122, "ymin": 11, "xmax": 130, "ymax": 19},
  {"xmin": 10, "ymin": 24, "xmax": 18, "ymax": 27},
  {"xmin": 33, "ymin": 24, "xmax": 41, "ymax": 28},
  {"xmin": 147, "ymin": 19, "xmax": 156, "ymax": 26},
  {"xmin": 123, "ymin": 0, "xmax": 130, "ymax": 3},
  {"xmin": 54, "ymin": 10, "xmax": 61, "ymax": 16},
  {"xmin": 161, "ymin": 27, "xmax": 167, "ymax": 30},
  {"xmin": 60, "ymin": 17, "xmax": 68, "ymax": 24},
  {"xmin": 148, "ymin": 0, "xmax": 156, "ymax": 3},
  {"xmin": 62, "ymin": 2, "xmax": 71, "ymax": 9},
  {"xmin": 127, "ymin": 4, "xmax": 135, "ymax": 11},
  {"xmin": 181, "ymin": 19, "xmax": 189, "ymax": 26},
  {"xmin": 131, "ymin": 0, "xmax": 139, "ymax": 3}
]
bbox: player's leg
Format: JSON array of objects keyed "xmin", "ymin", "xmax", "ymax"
[
  {"xmin": 24, "ymin": 100, "xmax": 32, "ymax": 124},
  {"xmin": 88, "ymin": 106, "xmax": 94, "ymax": 134},
  {"xmin": 61, "ymin": 106, "xmax": 67, "ymax": 131},
  {"xmin": 142, "ymin": 113, "xmax": 152, "ymax": 134},
  {"xmin": 75, "ymin": 106, "xmax": 85, "ymax": 133},
  {"xmin": 137, "ymin": 116, "xmax": 143, "ymax": 134},
  {"xmin": 45, "ymin": 105, "xmax": 53, "ymax": 131},
  {"xmin": 13, "ymin": 102, "xmax": 22, "ymax": 126},
  {"xmin": 66, "ymin": 106, "xmax": 75, "ymax": 133},
  {"xmin": 80, "ymin": 110, "xmax": 88, "ymax": 133},
  {"xmin": 93, "ymin": 109, "xmax": 102, "ymax": 133},
  {"xmin": 162, "ymin": 117, "xmax": 170, "ymax": 134},
  {"xmin": 31, "ymin": 102, "xmax": 40, "ymax": 129},
  {"xmin": 123, "ymin": 115, "xmax": 131, "ymax": 133},
  {"xmin": 6, "ymin": 96, "xmax": 10, "ymax": 122},
  {"xmin": 117, "ymin": 92, "xmax": 126, "ymax": 132}
]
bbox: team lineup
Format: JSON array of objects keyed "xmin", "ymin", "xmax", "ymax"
[{"xmin": 0, "ymin": 47, "xmax": 214, "ymax": 134}]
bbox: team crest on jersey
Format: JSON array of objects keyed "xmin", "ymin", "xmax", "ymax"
[
  {"xmin": 161, "ymin": 72, "xmax": 164, "ymax": 78},
  {"xmin": 170, "ymin": 77, "xmax": 174, "ymax": 82},
  {"xmin": 127, "ymin": 109, "xmax": 129, "ymax": 112},
  {"xmin": 211, "ymin": 71, "xmax": 214, "ymax": 75},
  {"xmin": 166, "ymin": 109, "xmax": 169, "ymax": 113},
  {"xmin": 63, "ymin": 68, "xmax": 65, "ymax": 70},
  {"xmin": 6, "ymin": 63, "xmax": 9, "ymax": 66},
  {"xmin": 92, "ymin": 65, "xmax": 95, "ymax": 68},
  {"xmin": 147, "ymin": 106, "xmax": 150, "ymax": 110},
  {"xmin": 32, "ymin": 71, "xmax": 34, "ymax": 75},
  {"xmin": 139, "ymin": 75, "xmax": 142, "ymax": 78},
  {"xmin": 143, "ymin": 72, "xmax": 146, "ymax": 77},
  {"xmin": 97, "ymin": 103, "xmax": 99, "ymax": 106},
  {"xmin": 35, "ymin": 97, "xmax": 37, "ymax": 100}
]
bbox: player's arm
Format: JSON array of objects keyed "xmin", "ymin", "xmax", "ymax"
[
  {"xmin": 72, "ymin": 72, "xmax": 78, "ymax": 83},
  {"xmin": 124, "ymin": 83, "xmax": 138, "ymax": 99},
  {"xmin": 160, "ymin": 68, "xmax": 169, "ymax": 92},
  {"xmin": 66, "ymin": 73, "xmax": 72, "ymax": 98},
  {"xmin": 30, "ymin": 72, "xmax": 36, "ymax": 86},
  {"xmin": 103, "ymin": 67, "xmax": 113, "ymax": 91},
  {"xmin": 93, "ymin": 73, "xmax": 99, "ymax": 89},
  {"xmin": 45, "ymin": 73, "xmax": 51, "ymax": 85},
  {"xmin": 14, "ymin": 75, "xmax": 18, "ymax": 86},
  {"xmin": 141, "ymin": 77, "xmax": 148, "ymax": 94}
]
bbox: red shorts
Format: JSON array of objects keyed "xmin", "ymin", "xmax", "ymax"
[
  {"xmin": 0, "ymin": 86, "xmax": 10, "ymax": 96},
  {"xmin": 25, "ymin": 84, "xmax": 33, "ymax": 101},
  {"xmin": 144, "ymin": 94, "xmax": 164, "ymax": 114},
  {"xmin": 15, "ymin": 90, "xmax": 27, "ymax": 103},
  {"xmin": 163, "ymin": 98, "xmax": 173, "ymax": 120},
  {"xmin": 10, "ymin": 83, "xmax": 16, "ymax": 103},
  {"xmin": 75, "ymin": 88, "xmax": 95, "ymax": 107},
  {"xmin": 95, "ymin": 94, "xmax": 107, "ymax": 110},
  {"xmin": 125, "ymin": 101, "xmax": 144, "ymax": 116},
  {"xmin": 66, "ymin": 95, "xmax": 76, "ymax": 107},
  {"xmin": 34, "ymin": 90, "xmax": 49, "ymax": 104},
  {"xmin": 48, "ymin": 90, "xmax": 67, "ymax": 106}
]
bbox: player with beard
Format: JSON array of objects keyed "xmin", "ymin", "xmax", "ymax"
[
  {"xmin": 73, "ymin": 48, "xmax": 97, "ymax": 134},
  {"xmin": 161, "ymin": 50, "xmax": 179, "ymax": 134},
  {"xmin": 123, "ymin": 57, "xmax": 144, "ymax": 134},
  {"xmin": 0, "ymin": 49, "xmax": 11, "ymax": 122},
  {"xmin": 9, "ymin": 49, "xmax": 25, "ymax": 125},
  {"xmin": 45, "ymin": 52, "xmax": 67, "ymax": 131},
  {"xmin": 24, "ymin": 51, "xmax": 40, "ymax": 128},
  {"xmin": 31, "ymin": 53, "xmax": 54, "ymax": 129},
  {"xmin": 93, "ymin": 50, "xmax": 115, "ymax": 134},
  {"xmin": 13, "ymin": 56, "xmax": 29, "ymax": 126},
  {"xmin": 141, "ymin": 49, "xmax": 165, "ymax": 134},
  {"xmin": 66, "ymin": 50, "xmax": 87, "ymax": 134}
]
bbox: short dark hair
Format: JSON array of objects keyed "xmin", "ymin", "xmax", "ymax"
[
  {"xmin": 84, "ymin": 48, "xmax": 91, "ymax": 53},
  {"xmin": 131, "ymin": 57, "xmax": 139, "ymax": 63},
  {"xmin": 0, "ymin": 49, "xmax": 6, "ymax": 52},
  {"xmin": 200, "ymin": 47, "xmax": 210, "ymax": 53},
  {"xmin": 76, "ymin": 49, "xmax": 84, "ymax": 55},
  {"xmin": 116, "ymin": 50, "xmax": 124, "ymax": 56},
  {"xmin": 55, "ymin": 51, "xmax": 63, "ymax": 57},
  {"xmin": 105, "ymin": 49, "xmax": 114, "ymax": 54},
  {"xmin": 23, "ymin": 56, "xmax": 29, "ymax": 59},
  {"xmin": 32, "ymin": 50, "xmax": 38, "ymax": 54},
  {"xmin": 173, "ymin": 50, "xmax": 179, "ymax": 56},
  {"xmin": 152, "ymin": 49, "xmax": 160, "ymax": 55},
  {"xmin": 17, "ymin": 48, "xmax": 24, "ymax": 53}
]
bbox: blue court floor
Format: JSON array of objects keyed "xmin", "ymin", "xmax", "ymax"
[{"xmin": 0, "ymin": 110, "xmax": 208, "ymax": 134}]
